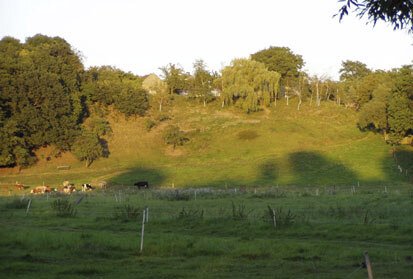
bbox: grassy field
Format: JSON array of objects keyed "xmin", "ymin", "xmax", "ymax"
[
  {"xmin": 1, "ymin": 186, "xmax": 413, "ymax": 278},
  {"xmin": 0, "ymin": 97, "xmax": 411, "ymax": 190}
]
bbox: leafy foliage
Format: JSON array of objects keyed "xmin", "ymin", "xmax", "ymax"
[
  {"xmin": 221, "ymin": 59, "xmax": 281, "ymax": 112},
  {"xmin": 71, "ymin": 130, "xmax": 105, "ymax": 167},
  {"xmin": 337, "ymin": 0, "xmax": 413, "ymax": 32},
  {"xmin": 0, "ymin": 34, "xmax": 85, "ymax": 167},
  {"xmin": 163, "ymin": 125, "xmax": 188, "ymax": 149},
  {"xmin": 51, "ymin": 199, "xmax": 76, "ymax": 218},
  {"xmin": 251, "ymin": 46, "xmax": 304, "ymax": 89}
]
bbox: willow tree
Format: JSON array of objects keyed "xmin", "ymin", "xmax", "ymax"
[{"xmin": 221, "ymin": 59, "xmax": 280, "ymax": 113}]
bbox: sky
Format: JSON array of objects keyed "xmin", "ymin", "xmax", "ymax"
[{"xmin": 1, "ymin": 0, "xmax": 412, "ymax": 80}]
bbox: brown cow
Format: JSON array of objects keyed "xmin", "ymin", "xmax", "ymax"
[{"xmin": 14, "ymin": 184, "xmax": 24, "ymax": 190}]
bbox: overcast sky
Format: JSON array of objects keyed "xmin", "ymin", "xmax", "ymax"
[{"xmin": 1, "ymin": 0, "xmax": 412, "ymax": 80}]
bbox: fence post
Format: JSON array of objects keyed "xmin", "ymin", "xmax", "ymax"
[
  {"xmin": 364, "ymin": 251, "xmax": 373, "ymax": 279},
  {"xmin": 140, "ymin": 209, "xmax": 146, "ymax": 252},
  {"xmin": 272, "ymin": 209, "xmax": 276, "ymax": 228},
  {"xmin": 25, "ymin": 199, "xmax": 32, "ymax": 217},
  {"xmin": 145, "ymin": 206, "xmax": 149, "ymax": 223}
]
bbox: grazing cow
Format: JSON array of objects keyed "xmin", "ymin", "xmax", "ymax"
[
  {"xmin": 60, "ymin": 186, "xmax": 76, "ymax": 194},
  {"xmin": 14, "ymin": 184, "xmax": 24, "ymax": 190},
  {"xmin": 134, "ymin": 181, "xmax": 149, "ymax": 189},
  {"xmin": 63, "ymin": 181, "xmax": 70, "ymax": 187},
  {"xmin": 31, "ymin": 186, "xmax": 51, "ymax": 194},
  {"xmin": 98, "ymin": 181, "xmax": 108, "ymax": 189},
  {"xmin": 81, "ymin": 183, "xmax": 93, "ymax": 192}
]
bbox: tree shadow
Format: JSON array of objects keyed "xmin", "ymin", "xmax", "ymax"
[
  {"xmin": 108, "ymin": 167, "xmax": 166, "ymax": 187},
  {"xmin": 382, "ymin": 149, "xmax": 413, "ymax": 185},
  {"xmin": 288, "ymin": 151, "xmax": 359, "ymax": 186},
  {"xmin": 255, "ymin": 159, "xmax": 279, "ymax": 185}
]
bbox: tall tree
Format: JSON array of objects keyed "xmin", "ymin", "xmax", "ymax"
[
  {"xmin": 251, "ymin": 46, "xmax": 304, "ymax": 91},
  {"xmin": 221, "ymin": 59, "xmax": 281, "ymax": 113},
  {"xmin": 191, "ymin": 59, "xmax": 215, "ymax": 107},
  {"xmin": 0, "ymin": 34, "xmax": 85, "ymax": 167},
  {"xmin": 159, "ymin": 63, "xmax": 189, "ymax": 95}
]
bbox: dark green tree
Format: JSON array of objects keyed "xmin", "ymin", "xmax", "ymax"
[
  {"xmin": 0, "ymin": 34, "xmax": 85, "ymax": 167},
  {"xmin": 251, "ymin": 46, "xmax": 304, "ymax": 90},
  {"xmin": 71, "ymin": 130, "xmax": 104, "ymax": 167}
]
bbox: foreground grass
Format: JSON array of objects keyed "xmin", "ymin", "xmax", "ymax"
[{"xmin": 1, "ymin": 186, "xmax": 413, "ymax": 278}]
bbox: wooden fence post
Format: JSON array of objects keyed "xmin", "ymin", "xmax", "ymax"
[
  {"xmin": 140, "ymin": 209, "xmax": 146, "ymax": 252},
  {"xmin": 364, "ymin": 251, "xmax": 373, "ymax": 279},
  {"xmin": 25, "ymin": 199, "xmax": 32, "ymax": 217},
  {"xmin": 272, "ymin": 209, "xmax": 276, "ymax": 228}
]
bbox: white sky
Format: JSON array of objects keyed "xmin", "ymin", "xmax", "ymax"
[{"xmin": 1, "ymin": 0, "xmax": 412, "ymax": 80}]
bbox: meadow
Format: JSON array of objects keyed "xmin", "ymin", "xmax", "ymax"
[
  {"xmin": 1, "ymin": 186, "xmax": 413, "ymax": 279},
  {"xmin": 1, "ymin": 98, "xmax": 412, "ymax": 278},
  {"xmin": 0, "ymin": 97, "xmax": 411, "ymax": 189}
]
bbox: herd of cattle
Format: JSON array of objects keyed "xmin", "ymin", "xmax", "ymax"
[{"xmin": 9, "ymin": 181, "xmax": 149, "ymax": 195}]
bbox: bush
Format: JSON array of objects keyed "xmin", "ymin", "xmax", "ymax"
[
  {"xmin": 163, "ymin": 125, "xmax": 189, "ymax": 149},
  {"xmin": 113, "ymin": 204, "xmax": 141, "ymax": 221},
  {"xmin": 145, "ymin": 119, "xmax": 156, "ymax": 132},
  {"xmin": 51, "ymin": 199, "xmax": 76, "ymax": 217},
  {"xmin": 5, "ymin": 198, "xmax": 28, "ymax": 209}
]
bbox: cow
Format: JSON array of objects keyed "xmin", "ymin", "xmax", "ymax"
[
  {"xmin": 60, "ymin": 186, "xmax": 76, "ymax": 194},
  {"xmin": 81, "ymin": 183, "xmax": 93, "ymax": 192},
  {"xmin": 98, "ymin": 181, "xmax": 108, "ymax": 189},
  {"xmin": 63, "ymin": 181, "xmax": 70, "ymax": 187},
  {"xmin": 14, "ymin": 184, "xmax": 24, "ymax": 190},
  {"xmin": 134, "ymin": 181, "xmax": 149, "ymax": 189},
  {"xmin": 30, "ymin": 186, "xmax": 51, "ymax": 194}
]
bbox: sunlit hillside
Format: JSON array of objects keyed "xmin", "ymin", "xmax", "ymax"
[{"xmin": 0, "ymin": 97, "xmax": 411, "ymax": 189}]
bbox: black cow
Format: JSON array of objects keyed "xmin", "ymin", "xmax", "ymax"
[{"xmin": 134, "ymin": 181, "xmax": 149, "ymax": 189}]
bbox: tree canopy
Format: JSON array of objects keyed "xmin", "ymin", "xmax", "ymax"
[
  {"xmin": 221, "ymin": 59, "xmax": 281, "ymax": 113},
  {"xmin": 251, "ymin": 46, "xmax": 304, "ymax": 89}
]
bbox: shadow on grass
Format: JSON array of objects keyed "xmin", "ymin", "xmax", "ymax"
[
  {"xmin": 288, "ymin": 151, "xmax": 358, "ymax": 186},
  {"xmin": 108, "ymin": 167, "xmax": 166, "ymax": 187}
]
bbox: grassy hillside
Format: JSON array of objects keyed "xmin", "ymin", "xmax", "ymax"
[{"xmin": 0, "ymin": 97, "xmax": 411, "ymax": 189}]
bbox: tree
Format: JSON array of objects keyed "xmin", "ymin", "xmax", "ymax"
[
  {"xmin": 251, "ymin": 46, "xmax": 304, "ymax": 90},
  {"xmin": 163, "ymin": 125, "xmax": 188, "ymax": 149},
  {"xmin": 339, "ymin": 60, "xmax": 372, "ymax": 109},
  {"xmin": 114, "ymin": 85, "xmax": 149, "ymax": 118},
  {"xmin": 337, "ymin": 0, "xmax": 413, "ymax": 32},
  {"xmin": 339, "ymin": 60, "xmax": 371, "ymax": 82},
  {"xmin": 71, "ymin": 130, "xmax": 104, "ymax": 167},
  {"xmin": 159, "ymin": 64, "xmax": 189, "ymax": 95},
  {"xmin": 191, "ymin": 59, "xmax": 216, "ymax": 107},
  {"xmin": 0, "ymin": 34, "xmax": 86, "ymax": 167},
  {"xmin": 221, "ymin": 59, "xmax": 281, "ymax": 113}
]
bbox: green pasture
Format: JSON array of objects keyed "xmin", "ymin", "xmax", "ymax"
[
  {"xmin": 1, "ymin": 186, "xmax": 413, "ymax": 278},
  {"xmin": 0, "ymin": 99, "xmax": 411, "ymax": 189}
]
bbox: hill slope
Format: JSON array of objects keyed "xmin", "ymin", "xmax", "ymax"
[{"xmin": 0, "ymin": 97, "xmax": 411, "ymax": 188}]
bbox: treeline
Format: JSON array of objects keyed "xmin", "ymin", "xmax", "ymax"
[{"xmin": 0, "ymin": 35, "xmax": 412, "ymax": 169}]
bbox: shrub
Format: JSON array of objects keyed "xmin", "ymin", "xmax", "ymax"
[
  {"xmin": 231, "ymin": 201, "xmax": 253, "ymax": 220},
  {"xmin": 5, "ymin": 198, "xmax": 28, "ymax": 209},
  {"xmin": 163, "ymin": 125, "xmax": 189, "ymax": 149},
  {"xmin": 113, "ymin": 204, "xmax": 141, "ymax": 221},
  {"xmin": 51, "ymin": 199, "xmax": 76, "ymax": 217},
  {"xmin": 178, "ymin": 207, "xmax": 204, "ymax": 219},
  {"xmin": 145, "ymin": 119, "xmax": 156, "ymax": 131}
]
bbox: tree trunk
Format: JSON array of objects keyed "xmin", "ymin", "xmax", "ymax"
[
  {"xmin": 297, "ymin": 96, "xmax": 302, "ymax": 110},
  {"xmin": 286, "ymin": 96, "xmax": 289, "ymax": 105},
  {"xmin": 203, "ymin": 100, "xmax": 206, "ymax": 107}
]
